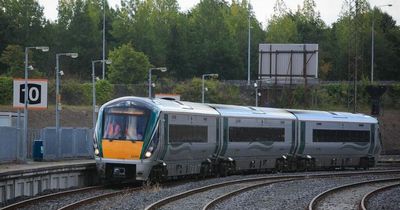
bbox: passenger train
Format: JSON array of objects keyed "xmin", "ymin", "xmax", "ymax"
[{"xmin": 93, "ymin": 96, "xmax": 381, "ymax": 181}]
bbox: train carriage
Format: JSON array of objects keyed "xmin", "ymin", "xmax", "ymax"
[
  {"xmin": 93, "ymin": 96, "xmax": 381, "ymax": 182},
  {"xmin": 210, "ymin": 104, "xmax": 296, "ymax": 171},
  {"xmin": 289, "ymin": 110, "xmax": 380, "ymax": 169}
]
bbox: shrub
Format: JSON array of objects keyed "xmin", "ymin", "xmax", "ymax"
[
  {"xmin": 61, "ymin": 80, "xmax": 87, "ymax": 105},
  {"xmin": 0, "ymin": 76, "xmax": 13, "ymax": 105},
  {"xmin": 96, "ymin": 79, "xmax": 114, "ymax": 105}
]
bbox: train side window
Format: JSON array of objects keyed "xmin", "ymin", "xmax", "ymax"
[
  {"xmin": 229, "ymin": 127, "xmax": 285, "ymax": 142},
  {"xmin": 313, "ymin": 129, "xmax": 370, "ymax": 143},
  {"xmin": 169, "ymin": 124, "xmax": 208, "ymax": 143}
]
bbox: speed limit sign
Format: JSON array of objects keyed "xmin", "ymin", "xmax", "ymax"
[{"xmin": 13, "ymin": 79, "xmax": 48, "ymax": 109}]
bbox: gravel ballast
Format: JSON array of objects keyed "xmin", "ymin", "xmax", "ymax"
[
  {"xmin": 75, "ymin": 171, "xmax": 400, "ymax": 210},
  {"xmin": 365, "ymin": 185, "xmax": 400, "ymax": 210}
]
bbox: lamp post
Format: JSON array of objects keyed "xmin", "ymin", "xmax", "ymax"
[
  {"xmin": 371, "ymin": 4, "xmax": 392, "ymax": 83},
  {"xmin": 55, "ymin": 52, "xmax": 78, "ymax": 158},
  {"xmin": 247, "ymin": 0, "xmax": 251, "ymax": 86},
  {"xmin": 102, "ymin": 0, "xmax": 106, "ymax": 80},
  {"xmin": 202, "ymin": 73, "xmax": 218, "ymax": 103},
  {"xmin": 23, "ymin": 46, "xmax": 49, "ymax": 161},
  {"xmin": 92, "ymin": 59, "xmax": 111, "ymax": 129},
  {"xmin": 148, "ymin": 67, "xmax": 167, "ymax": 98}
]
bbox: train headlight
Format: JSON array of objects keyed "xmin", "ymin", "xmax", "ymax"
[
  {"xmin": 145, "ymin": 151, "xmax": 152, "ymax": 158},
  {"xmin": 94, "ymin": 148, "xmax": 100, "ymax": 156}
]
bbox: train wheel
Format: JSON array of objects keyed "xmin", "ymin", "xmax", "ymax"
[
  {"xmin": 218, "ymin": 163, "xmax": 228, "ymax": 177},
  {"xmin": 200, "ymin": 163, "xmax": 211, "ymax": 178},
  {"xmin": 275, "ymin": 159, "xmax": 284, "ymax": 173}
]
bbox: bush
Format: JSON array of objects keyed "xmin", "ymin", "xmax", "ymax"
[
  {"xmin": 173, "ymin": 78, "xmax": 241, "ymax": 104},
  {"xmin": 0, "ymin": 76, "xmax": 13, "ymax": 105},
  {"xmin": 388, "ymin": 83, "xmax": 400, "ymax": 108},
  {"xmin": 95, "ymin": 80, "xmax": 114, "ymax": 105},
  {"xmin": 61, "ymin": 80, "xmax": 88, "ymax": 105}
]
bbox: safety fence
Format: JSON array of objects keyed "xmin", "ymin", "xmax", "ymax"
[{"xmin": 0, "ymin": 126, "xmax": 93, "ymax": 163}]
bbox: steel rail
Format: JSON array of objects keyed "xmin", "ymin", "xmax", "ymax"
[
  {"xmin": 1, "ymin": 186, "xmax": 102, "ymax": 210},
  {"xmin": 359, "ymin": 183, "xmax": 400, "ymax": 210},
  {"xmin": 307, "ymin": 177, "xmax": 400, "ymax": 210},
  {"xmin": 202, "ymin": 178, "xmax": 298, "ymax": 210},
  {"xmin": 57, "ymin": 187, "xmax": 141, "ymax": 210}
]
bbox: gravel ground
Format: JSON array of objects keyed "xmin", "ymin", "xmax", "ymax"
[
  {"xmin": 75, "ymin": 171, "xmax": 400, "ymax": 210},
  {"xmin": 366, "ymin": 185, "xmax": 400, "ymax": 210},
  {"xmin": 210, "ymin": 174, "xmax": 400, "ymax": 210},
  {"xmin": 316, "ymin": 181, "xmax": 400, "ymax": 210},
  {"xmin": 161, "ymin": 180, "xmax": 269, "ymax": 210}
]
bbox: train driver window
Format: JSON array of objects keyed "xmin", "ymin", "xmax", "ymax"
[
  {"xmin": 104, "ymin": 117, "xmax": 124, "ymax": 139},
  {"xmin": 102, "ymin": 107, "xmax": 149, "ymax": 141},
  {"xmin": 125, "ymin": 116, "xmax": 138, "ymax": 140}
]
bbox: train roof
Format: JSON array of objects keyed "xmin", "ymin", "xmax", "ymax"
[
  {"xmin": 210, "ymin": 104, "xmax": 296, "ymax": 120},
  {"xmin": 287, "ymin": 109, "xmax": 377, "ymax": 123},
  {"xmin": 152, "ymin": 98, "xmax": 220, "ymax": 116},
  {"xmin": 102, "ymin": 97, "xmax": 377, "ymax": 123},
  {"xmin": 102, "ymin": 97, "xmax": 220, "ymax": 116}
]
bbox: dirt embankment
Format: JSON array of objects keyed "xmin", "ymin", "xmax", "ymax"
[{"xmin": 379, "ymin": 110, "xmax": 400, "ymax": 154}]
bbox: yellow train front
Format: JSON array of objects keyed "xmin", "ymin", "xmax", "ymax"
[{"xmin": 93, "ymin": 97, "xmax": 164, "ymax": 181}]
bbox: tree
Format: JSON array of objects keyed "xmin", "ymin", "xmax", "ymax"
[
  {"xmin": 266, "ymin": 15, "xmax": 299, "ymax": 43},
  {"xmin": 107, "ymin": 43, "xmax": 152, "ymax": 84},
  {"xmin": 0, "ymin": 45, "xmax": 23, "ymax": 76},
  {"xmin": 112, "ymin": 0, "xmax": 180, "ymax": 67}
]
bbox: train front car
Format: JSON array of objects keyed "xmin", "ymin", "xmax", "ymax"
[{"xmin": 93, "ymin": 97, "xmax": 160, "ymax": 181}]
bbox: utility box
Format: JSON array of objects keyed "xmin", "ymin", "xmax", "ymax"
[{"xmin": 33, "ymin": 140, "xmax": 43, "ymax": 161}]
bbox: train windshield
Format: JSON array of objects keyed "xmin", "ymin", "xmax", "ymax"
[{"xmin": 102, "ymin": 107, "xmax": 150, "ymax": 141}]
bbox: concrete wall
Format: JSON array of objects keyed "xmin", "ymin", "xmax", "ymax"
[{"xmin": 0, "ymin": 162, "xmax": 96, "ymax": 204}]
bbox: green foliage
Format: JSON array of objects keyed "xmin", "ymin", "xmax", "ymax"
[
  {"xmin": 388, "ymin": 84, "xmax": 400, "ymax": 108},
  {"xmin": 108, "ymin": 43, "xmax": 152, "ymax": 84},
  {"xmin": 95, "ymin": 79, "xmax": 114, "ymax": 104},
  {"xmin": 0, "ymin": 45, "xmax": 24, "ymax": 77},
  {"xmin": 61, "ymin": 80, "xmax": 88, "ymax": 105},
  {"xmin": 0, "ymin": 0, "xmax": 399, "ymax": 82},
  {"xmin": 0, "ymin": 76, "xmax": 13, "ymax": 105},
  {"xmin": 324, "ymin": 83, "xmax": 349, "ymax": 105},
  {"xmin": 173, "ymin": 78, "xmax": 242, "ymax": 104},
  {"xmin": 50, "ymin": 79, "xmax": 114, "ymax": 106},
  {"xmin": 266, "ymin": 15, "xmax": 299, "ymax": 43}
]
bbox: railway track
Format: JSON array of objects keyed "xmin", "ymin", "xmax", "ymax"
[
  {"xmin": 202, "ymin": 178, "xmax": 296, "ymax": 210},
  {"xmin": 307, "ymin": 178, "xmax": 400, "ymax": 210},
  {"xmin": 2, "ymin": 169, "xmax": 400, "ymax": 210},
  {"xmin": 359, "ymin": 183, "xmax": 400, "ymax": 210},
  {"xmin": 145, "ymin": 169, "xmax": 400, "ymax": 210},
  {"xmin": 0, "ymin": 186, "xmax": 104, "ymax": 210},
  {"xmin": 0, "ymin": 184, "xmax": 140, "ymax": 210},
  {"xmin": 58, "ymin": 186, "xmax": 141, "ymax": 210}
]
